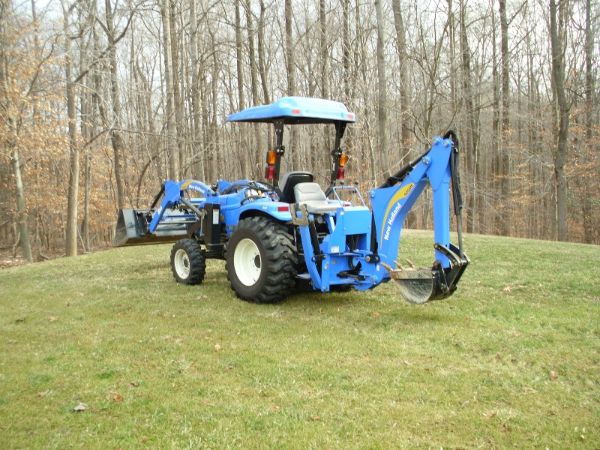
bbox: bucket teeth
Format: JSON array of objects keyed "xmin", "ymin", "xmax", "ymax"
[{"xmin": 394, "ymin": 258, "xmax": 416, "ymax": 270}]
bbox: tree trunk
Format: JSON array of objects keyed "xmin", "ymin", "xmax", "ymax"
[
  {"xmin": 80, "ymin": 11, "xmax": 92, "ymax": 252},
  {"xmin": 374, "ymin": 0, "xmax": 387, "ymax": 173},
  {"xmin": 319, "ymin": 0, "xmax": 328, "ymax": 99},
  {"xmin": 235, "ymin": 0, "xmax": 245, "ymax": 110},
  {"xmin": 581, "ymin": 0, "xmax": 594, "ymax": 242},
  {"xmin": 391, "ymin": 0, "xmax": 410, "ymax": 150},
  {"xmin": 284, "ymin": 0, "xmax": 296, "ymax": 97},
  {"xmin": 161, "ymin": 0, "xmax": 178, "ymax": 179},
  {"xmin": 245, "ymin": 0, "xmax": 263, "ymax": 175},
  {"xmin": 549, "ymin": 0, "xmax": 570, "ymax": 241},
  {"xmin": 64, "ymin": 5, "xmax": 79, "ymax": 256},
  {"xmin": 491, "ymin": 7, "xmax": 500, "ymax": 235},
  {"xmin": 257, "ymin": 0, "xmax": 270, "ymax": 104},
  {"xmin": 284, "ymin": 0, "xmax": 298, "ymax": 169},
  {"xmin": 104, "ymin": 0, "xmax": 126, "ymax": 211},
  {"xmin": 319, "ymin": 0, "xmax": 330, "ymax": 152},
  {"xmin": 341, "ymin": 0, "xmax": 350, "ymax": 104},
  {"xmin": 499, "ymin": 0, "xmax": 510, "ymax": 235},
  {"xmin": 1, "ymin": 2, "xmax": 34, "ymax": 262},
  {"xmin": 459, "ymin": 0, "xmax": 477, "ymax": 233},
  {"xmin": 169, "ymin": 0, "xmax": 184, "ymax": 176},
  {"xmin": 11, "ymin": 145, "xmax": 33, "ymax": 262},
  {"xmin": 189, "ymin": 0, "xmax": 204, "ymax": 180}
]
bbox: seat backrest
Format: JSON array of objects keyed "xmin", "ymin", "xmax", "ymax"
[
  {"xmin": 294, "ymin": 182, "xmax": 327, "ymax": 203},
  {"xmin": 279, "ymin": 171, "xmax": 314, "ymax": 203}
]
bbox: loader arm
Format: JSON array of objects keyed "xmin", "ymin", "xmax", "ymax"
[
  {"xmin": 113, "ymin": 180, "xmax": 216, "ymax": 247},
  {"xmin": 370, "ymin": 133, "xmax": 469, "ymax": 303},
  {"xmin": 147, "ymin": 180, "xmax": 215, "ymax": 233}
]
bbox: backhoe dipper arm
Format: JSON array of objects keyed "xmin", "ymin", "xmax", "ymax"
[{"xmin": 370, "ymin": 134, "xmax": 469, "ymax": 302}]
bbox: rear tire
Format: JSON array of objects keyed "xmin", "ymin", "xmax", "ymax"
[
  {"xmin": 170, "ymin": 239, "xmax": 206, "ymax": 285},
  {"xmin": 226, "ymin": 217, "xmax": 297, "ymax": 303}
]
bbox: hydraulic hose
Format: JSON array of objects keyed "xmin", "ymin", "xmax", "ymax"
[{"xmin": 444, "ymin": 130, "xmax": 465, "ymax": 259}]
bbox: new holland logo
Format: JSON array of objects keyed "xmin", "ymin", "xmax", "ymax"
[
  {"xmin": 181, "ymin": 180, "xmax": 205, "ymax": 194},
  {"xmin": 381, "ymin": 183, "xmax": 414, "ymax": 242}
]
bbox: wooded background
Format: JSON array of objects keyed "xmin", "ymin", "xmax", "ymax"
[{"xmin": 1, "ymin": 0, "xmax": 598, "ymax": 261}]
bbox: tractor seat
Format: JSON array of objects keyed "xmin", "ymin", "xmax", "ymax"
[
  {"xmin": 278, "ymin": 171, "xmax": 314, "ymax": 203},
  {"xmin": 294, "ymin": 182, "xmax": 343, "ymax": 214}
]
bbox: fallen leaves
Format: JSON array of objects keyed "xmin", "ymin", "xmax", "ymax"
[
  {"xmin": 484, "ymin": 410, "xmax": 497, "ymax": 419},
  {"xmin": 73, "ymin": 402, "xmax": 87, "ymax": 412}
]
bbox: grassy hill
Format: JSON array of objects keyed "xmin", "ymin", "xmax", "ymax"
[{"xmin": 0, "ymin": 231, "xmax": 598, "ymax": 448}]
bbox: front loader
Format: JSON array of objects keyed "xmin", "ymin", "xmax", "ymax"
[{"xmin": 114, "ymin": 97, "xmax": 469, "ymax": 304}]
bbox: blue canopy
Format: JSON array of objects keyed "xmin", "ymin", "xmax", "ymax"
[{"xmin": 227, "ymin": 97, "xmax": 356, "ymax": 124}]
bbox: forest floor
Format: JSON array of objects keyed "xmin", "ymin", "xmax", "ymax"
[{"xmin": 0, "ymin": 231, "xmax": 598, "ymax": 449}]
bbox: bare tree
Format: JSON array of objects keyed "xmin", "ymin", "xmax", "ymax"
[
  {"xmin": 0, "ymin": 2, "xmax": 33, "ymax": 262},
  {"xmin": 498, "ymin": 0, "xmax": 510, "ymax": 235},
  {"xmin": 161, "ymin": 0, "xmax": 178, "ymax": 179},
  {"xmin": 104, "ymin": 0, "xmax": 127, "ymax": 210},
  {"xmin": 549, "ymin": 0, "xmax": 570, "ymax": 241},
  {"xmin": 62, "ymin": 0, "xmax": 79, "ymax": 256},
  {"xmin": 375, "ymin": 0, "xmax": 387, "ymax": 166}
]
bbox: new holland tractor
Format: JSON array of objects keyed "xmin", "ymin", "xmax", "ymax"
[{"xmin": 114, "ymin": 97, "xmax": 469, "ymax": 304}]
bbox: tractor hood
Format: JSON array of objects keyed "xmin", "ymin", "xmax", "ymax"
[{"xmin": 227, "ymin": 97, "xmax": 356, "ymax": 125}]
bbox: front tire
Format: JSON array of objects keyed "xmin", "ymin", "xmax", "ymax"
[
  {"xmin": 170, "ymin": 239, "xmax": 206, "ymax": 285},
  {"xmin": 226, "ymin": 217, "xmax": 297, "ymax": 303}
]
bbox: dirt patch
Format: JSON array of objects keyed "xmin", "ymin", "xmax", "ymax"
[{"xmin": 0, "ymin": 248, "xmax": 64, "ymax": 269}]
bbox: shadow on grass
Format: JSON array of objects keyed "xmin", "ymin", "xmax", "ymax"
[
  {"xmin": 285, "ymin": 288, "xmax": 358, "ymax": 307},
  {"xmin": 389, "ymin": 304, "xmax": 446, "ymax": 324}
]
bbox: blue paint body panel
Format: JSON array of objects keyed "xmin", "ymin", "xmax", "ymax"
[{"xmin": 227, "ymin": 97, "xmax": 356, "ymax": 124}]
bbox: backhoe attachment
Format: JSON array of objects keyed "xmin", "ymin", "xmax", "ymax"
[{"xmin": 374, "ymin": 131, "xmax": 469, "ymax": 304}]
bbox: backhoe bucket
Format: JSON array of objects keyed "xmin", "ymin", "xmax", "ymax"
[
  {"xmin": 113, "ymin": 209, "xmax": 189, "ymax": 247},
  {"xmin": 390, "ymin": 256, "xmax": 468, "ymax": 304},
  {"xmin": 391, "ymin": 268, "xmax": 436, "ymax": 304}
]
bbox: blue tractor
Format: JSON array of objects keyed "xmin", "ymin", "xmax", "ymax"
[{"xmin": 114, "ymin": 97, "xmax": 469, "ymax": 304}]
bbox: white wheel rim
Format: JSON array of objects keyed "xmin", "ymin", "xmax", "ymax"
[
  {"xmin": 234, "ymin": 238, "xmax": 262, "ymax": 286},
  {"xmin": 174, "ymin": 248, "xmax": 191, "ymax": 279}
]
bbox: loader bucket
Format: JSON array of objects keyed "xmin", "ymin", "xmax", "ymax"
[{"xmin": 113, "ymin": 209, "xmax": 189, "ymax": 247}]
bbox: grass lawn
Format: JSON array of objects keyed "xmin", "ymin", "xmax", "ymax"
[{"xmin": 0, "ymin": 230, "xmax": 598, "ymax": 449}]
